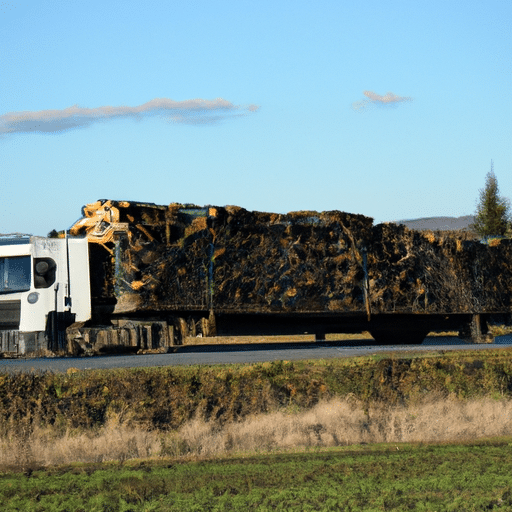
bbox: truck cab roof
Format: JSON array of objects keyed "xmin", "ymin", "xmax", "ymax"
[{"xmin": 0, "ymin": 235, "xmax": 32, "ymax": 246}]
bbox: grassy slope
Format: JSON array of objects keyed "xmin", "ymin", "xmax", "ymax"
[{"xmin": 2, "ymin": 348, "xmax": 512, "ymax": 434}]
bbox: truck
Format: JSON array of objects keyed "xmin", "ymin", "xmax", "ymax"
[
  {"xmin": 0, "ymin": 233, "xmax": 91, "ymax": 355},
  {"xmin": 1, "ymin": 199, "xmax": 511, "ymax": 357}
]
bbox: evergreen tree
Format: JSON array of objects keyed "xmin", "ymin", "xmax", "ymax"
[{"xmin": 472, "ymin": 161, "xmax": 511, "ymax": 238}]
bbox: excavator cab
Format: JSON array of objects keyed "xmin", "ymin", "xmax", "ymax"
[{"xmin": 70, "ymin": 200, "xmax": 129, "ymax": 244}]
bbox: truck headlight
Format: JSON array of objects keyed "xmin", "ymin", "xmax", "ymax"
[{"xmin": 27, "ymin": 292, "xmax": 39, "ymax": 304}]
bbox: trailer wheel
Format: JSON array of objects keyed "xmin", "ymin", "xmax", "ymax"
[{"xmin": 370, "ymin": 328, "xmax": 429, "ymax": 345}]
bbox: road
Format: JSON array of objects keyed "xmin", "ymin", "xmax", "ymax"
[{"xmin": 1, "ymin": 335, "xmax": 512, "ymax": 374}]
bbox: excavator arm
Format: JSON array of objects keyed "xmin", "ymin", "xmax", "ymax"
[{"xmin": 69, "ymin": 200, "xmax": 129, "ymax": 245}]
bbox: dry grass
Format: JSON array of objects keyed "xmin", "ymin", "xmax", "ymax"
[
  {"xmin": 184, "ymin": 332, "xmax": 375, "ymax": 344},
  {"xmin": 2, "ymin": 396, "xmax": 512, "ymax": 471},
  {"xmin": 170, "ymin": 396, "xmax": 512, "ymax": 457},
  {"xmin": 489, "ymin": 324, "xmax": 512, "ymax": 336},
  {"xmin": 0, "ymin": 420, "xmax": 143, "ymax": 470},
  {"xmin": 0, "ymin": 410, "xmax": 162, "ymax": 471}
]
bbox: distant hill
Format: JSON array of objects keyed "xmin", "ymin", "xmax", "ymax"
[{"xmin": 396, "ymin": 215, "xmax": 475, "ymax": 232}]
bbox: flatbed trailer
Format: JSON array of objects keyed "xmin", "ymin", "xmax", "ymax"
[{"xmin": 1, "ymin": 200, "xmax": 510, "ymax": 357}]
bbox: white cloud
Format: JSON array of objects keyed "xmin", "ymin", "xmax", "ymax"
[
  {"xmin": 352, "ymin": 91, "xmax": 412, "ymax": 111},
  {"xmin": 0, "ymin": 98, "xmax": 260, "ymax": 135}
]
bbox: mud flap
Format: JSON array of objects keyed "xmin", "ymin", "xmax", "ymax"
[{"xmin": 45, "ymin": 311, "xmax": 76, "ymax": 352}]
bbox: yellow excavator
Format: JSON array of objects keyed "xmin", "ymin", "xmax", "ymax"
[{"xmin": 69, "ymin": 200, "xmax": 129, "ymax": 245}]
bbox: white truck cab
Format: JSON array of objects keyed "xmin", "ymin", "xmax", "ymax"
[{"xmin": 0, "ymin": 234, "xmax": 91, "ymax": 356}]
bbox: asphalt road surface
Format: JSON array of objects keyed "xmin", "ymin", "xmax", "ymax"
[{"xmin": 1, "ymin": 336, "xmax": 512, "ymax": 374}]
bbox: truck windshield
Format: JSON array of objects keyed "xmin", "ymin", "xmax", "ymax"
[{"xmin": 0, "ymin": 256, "xmax": 31, "ymax": 294}]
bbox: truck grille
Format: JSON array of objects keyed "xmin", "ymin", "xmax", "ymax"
[{"xmin": 0, "ymin": 300, "xmax": 21, "ymax": 329}]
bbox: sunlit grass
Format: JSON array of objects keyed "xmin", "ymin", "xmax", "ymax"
[{"xmin": 2, "ymin": 440, "xmax": 512, "ymax": 511}]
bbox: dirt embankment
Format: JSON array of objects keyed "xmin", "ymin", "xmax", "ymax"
[
  {"xmin": 2, "ymin": 351, "xmax": 512, "ymax": 469},
  {"xmin": 2, "ymin": 350, "xmax": 512, "ymax": 433}
]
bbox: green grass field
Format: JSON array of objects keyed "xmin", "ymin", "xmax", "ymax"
[{"xmin": 2, "ymin": 439, "xmax": 512, "ymax": 511}]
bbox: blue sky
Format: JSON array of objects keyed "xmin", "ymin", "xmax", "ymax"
[{"xmin": 1, "ymin": 0, "xmax": 511, "ymax": 235}]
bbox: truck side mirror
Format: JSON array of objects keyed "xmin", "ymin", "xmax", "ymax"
[{"xmin": 34, "ymin": 258, "xmax": 56, "ymax": 288}]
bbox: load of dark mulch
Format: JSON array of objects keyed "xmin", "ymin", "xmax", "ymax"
[
  {"xmin": 76, "ymin": 201, "xmax": 512, "ymax": 316},
  {"xmin": 368, "ymin": 223, "xmax": 512, "ymax": 314}
]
